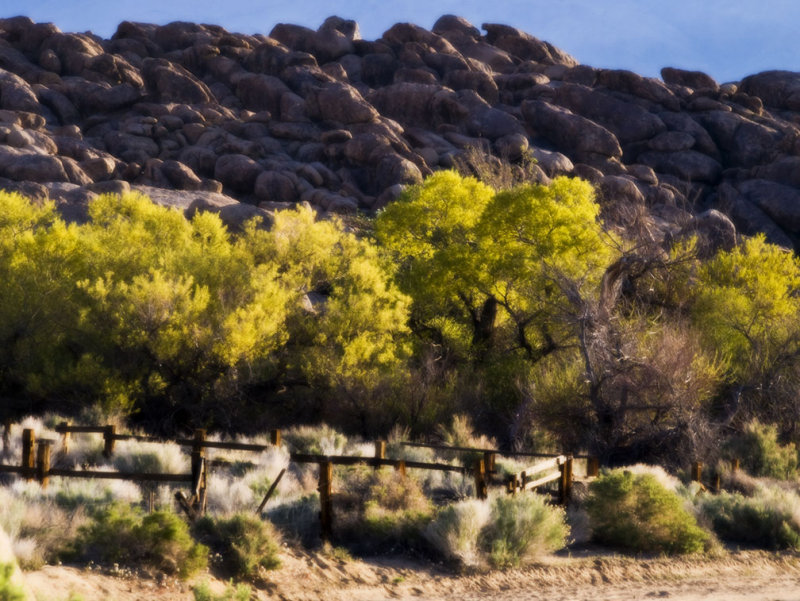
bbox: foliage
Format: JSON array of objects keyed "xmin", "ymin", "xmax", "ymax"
[
  {"xmin": 723, "ymin": 421, "xmax": 798, "ymax": 480},
  {"xmin": 480, "ymin": 493, "xmax": 569, "ymax": 568},
  {"xmin": 0, "ymin": 563, "xmax": 25, "ymax": 601},
  {"xmin": 585, "ymin": 470, "xmax": 709, "ymax": 554},
  {"xmin": 192, "ymin": 581, "xmax": 252, "ymax": 601},
  {"xmin": 66, "ymin": 503, "xmax": 207, "ymax": 578},
  {"xmin": 193, "ymin": 513, "xmax": 281, "ymax": 580},
  {"xmin": 699, "ymin": 488, "xmax": 800, "ymax": 550},
  {"xmin": 424, "ymin": 499, "xmax": 492, "ymax": 568},
  {"xmin": 693, "ymin": 235, "xmax": 800, "ymax": 430},
  {"xmin": 0, "ymin": 191, "xmax": 409, "ymax": 430}
]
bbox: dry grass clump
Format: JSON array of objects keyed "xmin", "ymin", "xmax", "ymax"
[
  {"xmin": 699, "ymin": 485, "xmax": 800, "ymax": 550},
  {"xmin": 425, "ymin": 491, "xmax": 568, "ymax": 570},
  {"xmin": 193, "ymin": 513, "xmax": 281, "ymax": 581}
]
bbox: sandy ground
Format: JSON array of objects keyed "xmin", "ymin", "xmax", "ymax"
[{"xmin": 23, "ymin": 548, "xmax": 800, "ymax": 601}]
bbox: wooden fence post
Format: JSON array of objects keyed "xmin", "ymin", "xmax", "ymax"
[
  {"xmin": 559, "ymin": 456, "xmax": 573, "ymax": 505},
  {"xmin": 692, "ymin": 461, "xmax": 703, "ymax": 484},
  {"xmin": 319, "ymin": 460, "xmax": 333, "ymax": 543},
  {"xmin": 374, "ymin": 440, "xmax": 386, "ymax": 470},
  {"xmin": 520, "ymin": 470, "xmax": 528, "ymax": 492},
  {"xmin": 394, "ymin": 460, "xmax": 406, "ymax": 479},
  {"xmin": 587, "ymin": 456, "xmax": 600, "ymax": 478},
  {"xmin": 473, "ymin": 458, "xmax": 487, "ymax": 500},
  {"xmin": 270, "ymin": 429, "xmax": 281, "ymax": 446},
  {"xmin": 191, "ymin": 429, "xmax": 207, "ymax": 514},
  {"xmin": 713, "ymin": 472, "xmax": 721, "ymax": 494},
  {"xmin": 255, "ymin": 468, "xmax": 286, "ymax": 515},
  {"xmin": 506, "ymin": 475, "xmax": 517, "ymax": 495},
  {"xmin": 2, "ymin": 419, "xmax": 11, "ymax": 456},
  {"xmin": 58, "ymin": 421, "xmax": 70, "ymax": 456},
  {"xmin": 103, "ymin": 425, "xmax": 116, "ymax": 458},
  {"xmin": 484, "ymin": 452, "xmax": 496, "ymax": 486},
  {"xmin": 36, "ymin": 439, "xmax": 52, "ymax": 489},
  {"xmin": 731, "ymin": 458, "xmax": 740, "ymax": 473},
  {"xmin": 21, "ymin": 428, "xmax": 35, "ymax": 481}
]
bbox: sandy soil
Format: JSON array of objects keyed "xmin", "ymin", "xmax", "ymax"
[{"xmin": 24, "ymin": 548, "xmax": 800, "ymax": 601}]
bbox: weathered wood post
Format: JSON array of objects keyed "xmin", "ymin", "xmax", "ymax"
[
  {"xmin": 559, "ymin": 455, "xmax": 573, "ymax": 505},
  {"xmin": 473, "ymin": 458, "xmax": 487, "ymax": 500},
  {"xmin": 270, "ymin": 429, "xmax": 281, "ymax": 446},
  {"xmin": 103, "ymin": 425, "xmax": 116, "ymax": 458},
  {"xmin": 374, "ymin": 440, "xmax": 386, "ymax": 470},
  {"xmin": 36, "ymin": 439, "xmax": 52, "ymax": 489},
  {"xmin": 2, "ymin": 418, "xmax": 11, "ymax": 456},
  {"xmin": 587, "ymin": 456, "xmax": 600, "ymax": 478},
  {"xmin": 319, "ymin": 460, "xmax": 333, "ymax": 543},
  {"xmin": 484, "ymin": 452, "xmax": 496, "ymax": 486},
  {"xmin": 58, "ymin": 421, "xmax": 71, "ymax": 456},
  {"xmin": 21, "ymin": 428, "xmax": 35, "ymax": 481},
  {"xmin": 191, "ymin": 429, "xmax": 207, "ymax": 514},
  {"xmin": 731, "ymin": 458, "xmax": 740, "ymax": 473},
  {"xmin": 566, "ymin": 455, "xmax": 574, "ymax": 499},
  {"xmin": 506, "ymin": 475, "xmax": 517, "ymax": 495},
  {"xmin": 520, "ymin": 470, "xmax": 528, "ymax": 492},
  {"xmin": 692, "ymin": 461, "xmax": 703, "ymax": 485},
  {"xmin": 394, "ymin": 460, "xmax": 406, "ymax": 479}
]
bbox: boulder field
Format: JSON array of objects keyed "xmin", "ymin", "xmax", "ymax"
[{"xmin": 0, "ymin": 15, "xmax": 799, "ymax": 246}]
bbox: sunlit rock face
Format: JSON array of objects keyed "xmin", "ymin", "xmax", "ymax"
[{"xmin": 1, "ymin": 14, "xmax": 799, "ymax": 247}]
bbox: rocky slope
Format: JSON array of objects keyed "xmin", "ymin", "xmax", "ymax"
[{"xmin": 0, "ymin": 15, "xmax": 799, "ymax": 245}]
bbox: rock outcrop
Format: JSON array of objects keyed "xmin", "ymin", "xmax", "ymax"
[{"xmin": 0, "ymin": 15, "xmax": 799, "ymax": 247}]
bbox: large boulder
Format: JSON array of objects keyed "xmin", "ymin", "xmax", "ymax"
[
  {"xmin": 142, "ymin": 58, "xmax": 215, "ymax": 104},
  {"xmin": 0, "ymin": 69, "xmax": 40, "ymax": 113},
  {"xmin": 214, "ymin": 153, "xmax": 261, "ymax": 193},
  {"xmin": 235, "ymin": 73, "xmax": 291, "ymax": 114},
  {"xmin": 554, "ymin": 83, "xmax": 666, "ymax": 143},
  {"xmin": 739, "ymin": 71, "xmax": 800, "ymax": 111},
  {"xmin": 483, "ymin": 23, "xmax": 578, "ymax": 66},
  {"xmin": 699, "ymin": 110, "xmax": 783, "ymax": 168},
  {"xmin": 638, "ymin": 150, "xmax": 722, "ymax": 183},
  {"xmin": 306, "ymin": 82, "xmax": 378, "ymax": 124},
  {"xmin": 521, "ymin": 99, "xmax": 622, "ymax": 160},
  {"xmin": 737, "ymin": 179, "xmax": 800, "ymax": 232},
  {"xmin": 661, "ymin": 67, "xmax": 718, "ymax": 91},
  {"xmin": 596, "ymin": 69, "xmax": 680, "ymax": 110},
  {"xmin": 0, "ymin": 145, "xmax": 69, "ymax": 181},
  {"xmin": 368, "ymin": 83, "xmax": 468, "ymax": 128}
]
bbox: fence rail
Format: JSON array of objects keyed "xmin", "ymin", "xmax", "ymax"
[{"xmin": 1, "ymin": 423, "xmax": 592, "ymax": 543}]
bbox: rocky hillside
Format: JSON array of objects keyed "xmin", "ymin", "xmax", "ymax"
[{"xmin": 0, "ymin": 14, "xmax": 799, "ymax": 245}]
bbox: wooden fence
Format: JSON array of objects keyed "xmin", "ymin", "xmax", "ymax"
[{"xmin": 0, "ymin": 423, "xmax": 583, "ymax": 543}]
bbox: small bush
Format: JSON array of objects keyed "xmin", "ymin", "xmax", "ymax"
[
  {"xmin": 0, "ymin": 563, "xmax": 26, "ymax": 601},
  {"xmin": 283, "ymin": 425, "xmax": 348, "ymax": 455},
  {"xmin": 267, "ymin": 494, "xmax": 320, "ymax": 546},
  {"xmin": 193, "ymin": 580, "xmax": 252, "ymax": 601},
  {"xmin": 337, "ymin": 468, "xmax": 434, "ymax": 552},
  {"xmin": 699, "ymin": 488, "xmax": 800, "ymax": 550},
  {"xmin": 67, "ymin": 503, "xmax": 207, "ymax": 578},
  {"xmin": 585, "ymin": 469, "xmax": 708, "ymax": 554},
  {"xmin": 425, "ymin": 493, "xmax": 567, "ymax": 569},
  {"xmin": 481, "ymin": 493, "xmax": 569, "ymax": 568},
  {"xmin": 425, "ymin": 499, "xmax": 492, "ymax": 568},
  {"xmin": 193, "ymin": 513, "xmax": 281, "ymax": 580},
  {"xmin": 724, "ymin": 421, "xmax": 798, "ymax": 480}
]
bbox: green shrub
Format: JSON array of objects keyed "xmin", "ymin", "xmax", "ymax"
[
  {"xmin": 193, "ymin": 580, "xmax": 252, "ymax": 601},
  {"xmin": 66, "ymin": 503, "xmax": 207, "ymax": 578},
  {"xmin": 585, "ymin": 470, "xmax": 708, "ymax": 554},
  {"xmin": 481, "ymin": 493, "xmax": 569, "ymax": 568},
  {"xmin": 193, "ymin": 513, "xmax": 280, "ymax": 580},
  {"xmin": 0, "ymin": 563, "xmax": 25, "ymax": 601},
  {"xmin": 337, "ymin": 468, "xmax": 434, "ymax": 552},
  {"xmin": 267, "ymin": 494, "xmax": 320, "ymax": 546},
  {"xmin": 425, "ymin": 493, "xmax": 568, "ymax": 569},
  {"xmin": 724, "ymin": 421, "xmax": 798, "ymax": 480},
  {"xmin": 699, "ymin": 488, "xmax": 800, "ymax": 550},
  {"xmin": 424, "ymin": 499, "xmax": 492, "ymax": 568}
]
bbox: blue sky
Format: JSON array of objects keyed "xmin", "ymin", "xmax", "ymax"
[{"xmin": 3, "ymin": 0, "xmax": 798, "ymax": 83}]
